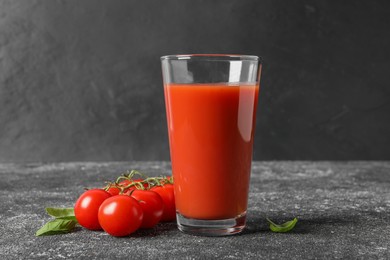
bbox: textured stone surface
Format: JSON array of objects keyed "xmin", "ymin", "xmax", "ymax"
[
  {"xmin": 0, "ymin": 161, "xmax": 389, "ymax": 259},
  {"xmin": 1, "ymin": 1, "xmax": 390, "ymax": 162}
]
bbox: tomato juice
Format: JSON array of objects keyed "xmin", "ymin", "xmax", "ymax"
[{"xmin": 164, "ymin": 83, "xmax": 259, "ymax": 220}]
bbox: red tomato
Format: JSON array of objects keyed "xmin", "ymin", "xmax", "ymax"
[
  {"xmin": 151, "ymin": 184, "xmax": 176, "ymax": 222},
  {"xmin": 98, "ymin": 195, "xmax": 143, "ymax": 237},
  {"xmin": 106, "ymin": 186, "xmax": 121, "ymax": 196},
  {"xmin": 106, "ymin": 179, "xmax": 146, "ymax": 196},
  {"xmin": 131, "ymin": 190, "xmax": 164, "ymax": 228},
  {"xmin": 74, "ymin": 189, "xmax": 111, "ymax": 230},
  {"xmin": 122, "ymin": 179, "xmax": 149, "ymax": 189},
  {"xmin": 118, "ymin": 179, "xmax": 134, "ymax": 186}
]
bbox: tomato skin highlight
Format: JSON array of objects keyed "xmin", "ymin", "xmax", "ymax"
[
  {"xmin": 131, "ymin": 190, "xmax": 164, "ymax": 228},
  {"xmin": 74, "ymin": 189, "xmax": 111, "ymax": 230},
  {"xmin": 98, "ymin": 195, "xmax": 143, "ymax": 237},
  {"xmin": 151, "ymin": 184, "xmax": 176, "ymax": 222}
]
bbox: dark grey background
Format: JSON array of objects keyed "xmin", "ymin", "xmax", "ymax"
[{"xmin": 0, "ymin": 0, "xmax": 389, "ymax": 162}]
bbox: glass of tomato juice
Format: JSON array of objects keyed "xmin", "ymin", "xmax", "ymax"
[{"xmin": 161, "ymin": 54, "xmax": 262, "ymax": 236}]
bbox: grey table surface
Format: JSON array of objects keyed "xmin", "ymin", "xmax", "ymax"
[{"xmin": 0, "ymin": 161, "xmax": 389, "ymax": 259}]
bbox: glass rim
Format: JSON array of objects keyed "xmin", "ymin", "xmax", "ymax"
[{"xmin": 160, "ymin": 54, "xmax": 262, "ymax": 62}]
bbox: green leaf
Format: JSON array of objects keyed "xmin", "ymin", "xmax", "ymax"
[
  {"xmin": 35, "ymin": 219, "xmax": 77, "ymax": 236},
  {"xmin": 267, "ymin": 217, "xmax": 298, "ymax": 233},
  {"xmin": 45, "ymin": 207, "xmax": 77, "ymax": 221}
]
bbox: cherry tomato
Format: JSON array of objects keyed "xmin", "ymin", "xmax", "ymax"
[
  {"xmin": 118, "ymin": 179, "xmax": 134, "ymax": 186},
  {"xmin": 105, "ymin": 179, "xmax": 146, "ymax": 196},
  {"xmin": 151, "ymin": 184, "xmax": 176, "ymax": 222},
  {"xmin": 130, "ymin": 190, "xmax": 164, "ymax": 228},
  {"xmin": 98, "ymin": 195, "xmax": 143, "ymax": 237},
  {"xmin": 74, "ymin": 189, "xmax": 111, "ymax": 230},
  {"xmin": 106, "ymin": 186, "xmax": 121, "ymax": 196},
  {"xmin": 121, "ymin": 179, "xmax": 149, "ymax": 190}
]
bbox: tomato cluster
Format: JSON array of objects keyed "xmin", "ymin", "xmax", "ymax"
[{"xmin": 74, "ymin": 172, "xmax": 175, "ymax": 237}]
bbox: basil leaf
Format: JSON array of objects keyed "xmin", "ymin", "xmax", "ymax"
[
  {"xmin": 35, "ymin": 219, "xmax": 77, "ymax": 236},
  {"xmin": 267, "ymin": 217, "xmax": 298, "ymax": 233},
  {"xmin": 45, "ymin": 207, "xmax": 76, "ymax": 220}
]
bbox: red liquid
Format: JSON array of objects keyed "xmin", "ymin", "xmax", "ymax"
[{"xmin": 164, "ymin": 83, "xmax": 259, "ymax": 220}]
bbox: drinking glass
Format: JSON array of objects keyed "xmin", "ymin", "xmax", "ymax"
[{"xmin": 161, "ymin": 54, "xmax": 262, "ymax": 236}]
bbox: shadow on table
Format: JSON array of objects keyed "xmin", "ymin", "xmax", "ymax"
[
  {"xmin": 241, "ymin": 214, "xmax": 361, "ymax": 235},
  {"xmin": 112, "ymin": 213, "xmax": 364, "ymax": 237},
  {"xmin": 131, "ymin": 222, "xmax": 178, "ymax": 238}
]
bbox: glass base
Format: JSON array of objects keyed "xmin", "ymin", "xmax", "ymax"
[{"xmin": 176, "ymin": 212, "xmax": 246, "ymax": 236}]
